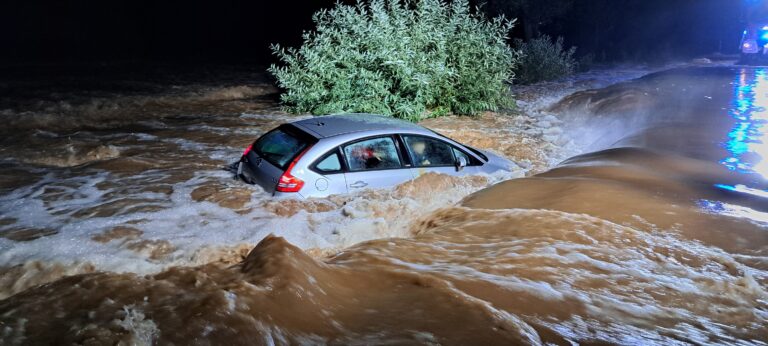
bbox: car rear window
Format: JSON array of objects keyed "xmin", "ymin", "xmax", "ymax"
[
  {"xmin": 315, "ymin": 152, "xmax": 342, "ymax": 173},
  {"xmin": 252, "ymin": 126, "xmax": 311, "ymax": 169}
]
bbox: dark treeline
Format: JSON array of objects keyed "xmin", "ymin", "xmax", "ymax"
[
  {"xmin": 0, "ymin": 0, "xmax": 749, "ymax": 65},
  {"xmin": 483, "ymin": 0, "xmax": 743, "ymax": 63}
]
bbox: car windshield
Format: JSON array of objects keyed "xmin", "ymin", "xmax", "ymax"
[
  {"xmin": 252, "ymin": 127, "xmax": 310, "ymax": 169},
  {"xmin": 465, "ymin": 146, "xmax": 488, "ymax": 162}
]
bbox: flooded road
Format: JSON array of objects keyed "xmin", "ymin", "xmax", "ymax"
[
  {"xmin": 0, "ymin": 65, "xmax": 536, "ymax": 299},
  {"xmin": 1, "ymin": 65, "xmax": 767, "ymax": 344}
]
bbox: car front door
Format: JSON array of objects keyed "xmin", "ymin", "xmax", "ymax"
[
  {"xmin": 401, "ymin": 135, "xmax": 480, "ymax": 178},
  {"xmin": 341, "ymin": 136, "xmax": 414, "ymax": 191}
]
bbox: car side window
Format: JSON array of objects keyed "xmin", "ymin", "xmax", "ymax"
[
  {"xmin": 343, "ymin": 137, "xmax": 402, "ymax": 171},
  {"xmin": 315, "ymin": 151, "xmax": 342, "ymax": 173},
  {"xmin": 403, "ymin": 136, "xmax": 455, "ymax": 167}
]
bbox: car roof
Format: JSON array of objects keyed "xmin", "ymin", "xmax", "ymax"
[{"xmin": 290, "ymin": 113, "xmax": 430, "ymax": 139}]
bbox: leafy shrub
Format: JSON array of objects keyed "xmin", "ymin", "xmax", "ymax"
[
  {"xmin": 269, "ymin": 0, "xmax": 520, "ymax": 121},
  {"xmin": 514, "ymin": 35, "xmax": 576, "ymax": 84}
]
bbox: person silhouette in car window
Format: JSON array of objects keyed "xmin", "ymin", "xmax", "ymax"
[
  {"xmin": 365, "ymin": 146, "xmax": 383, "ymax": 169},
  {"xmin": 351, "ymin": 145, "xmax": 382, "ymax": 170},
  {"xmin": 411, "ymin": 140, "xmax": 431, "ymax": 166}
]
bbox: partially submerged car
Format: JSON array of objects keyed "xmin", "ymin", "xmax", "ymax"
[{"xmin": 236, "ymin": 114, "xmax": 513, "ymax": 198}]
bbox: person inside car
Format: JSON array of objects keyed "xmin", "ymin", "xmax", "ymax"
[
  {"xmin": 411, "ymin": 140, "xmax": 431, "ymax": 166},
  {"xmin": 350, "ymin": 145, "xmax": 383, "ymax": 170}
]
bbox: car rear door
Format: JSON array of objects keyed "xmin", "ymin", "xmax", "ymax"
[
  {"xmin": 401, "ymin": 134, "xmax": 480, "ymax": 178},
  {"xmin": 305, "ymin": 149, "xmax": 348, "ymax": 196},
  {"xmin": 341, "ymin": 136, "xmax": 414, "ymax": 191}
]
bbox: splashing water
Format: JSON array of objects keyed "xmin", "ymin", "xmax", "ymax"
[{"xmin": 1, "ymin": 64, "xmax": 766, "ymax": 344}]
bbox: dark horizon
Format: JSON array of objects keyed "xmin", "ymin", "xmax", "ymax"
[{"xmin": 0, "ymin": 0, "xmax": 749, "ymax": 66}]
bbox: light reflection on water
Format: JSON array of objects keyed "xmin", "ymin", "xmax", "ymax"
[
  {"xmin": 704, "ymin": 68, "xmax": 768, "ymax": 224},
  {"xmin": 721, "ymin": 68, "xmax": 768, "ymax": 180},
  {"xmin": 699, "ymin": 199, "xmax": 768, "ymax": 225}
]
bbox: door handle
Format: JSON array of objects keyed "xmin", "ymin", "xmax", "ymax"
[{"xmin": 350, "ymin": 181, "xmax": 368, "ymax": 188}]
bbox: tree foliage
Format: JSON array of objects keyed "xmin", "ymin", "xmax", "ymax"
[
  {"xmin": 514, "ymin": 35, "xmax": 576, "ymax": 84},
  {"xmin": 269, "ymin": 0, "xmax": 520, "ymax": 121},
  {"xmin": 485, "ymin": 0, "xmax": 573, "ymax": 39}
]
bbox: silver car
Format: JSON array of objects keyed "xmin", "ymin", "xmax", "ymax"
[{"xmin": 236, "ymin": 114, "xmax": 512, "ymax": 198}]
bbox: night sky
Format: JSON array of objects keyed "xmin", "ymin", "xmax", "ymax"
[
  {"xmin": 0, "ymin": 0, "xmax": 747, "ymax": 65},
  {"xmin": 1, "ymin": 1, "xmax": 343, "ymax": 64}
]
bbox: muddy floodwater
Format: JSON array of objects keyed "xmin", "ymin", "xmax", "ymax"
[{"xmin": 0, "ymin": 65, "xmax": 766, "ymax": 344}]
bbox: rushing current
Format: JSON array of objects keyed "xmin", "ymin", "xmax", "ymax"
[{"xmin": 0, "ymin": 65, "xmax": 766, "ymax": 345}]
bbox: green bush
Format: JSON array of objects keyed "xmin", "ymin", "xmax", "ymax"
[
  {"xmin": 268, "ymin": 0, "xmax": 520, "ymax": 121},
  {"xmin": 514, "ymin": 35, "xmax": 576, "ymax": 84}
]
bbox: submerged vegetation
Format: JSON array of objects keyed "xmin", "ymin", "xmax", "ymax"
[{"xmin": 269, "ymin": 0, "xmax": 519, "ymax": 121}]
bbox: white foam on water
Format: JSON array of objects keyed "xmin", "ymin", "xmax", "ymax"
[
  {"xmin": 0, "ymin": 154, "xmax": 523, "ymax": 288},
  {"xmin": 0, "ymin": 65, "xmax": 669, "ymax": 297},
  {"xmin": 116, "ymin": 306, "xmax": 159, "ymax": 346},
  {"xmin": 398, "ymin": 206, "xmax": 768, "ymax": 343}
]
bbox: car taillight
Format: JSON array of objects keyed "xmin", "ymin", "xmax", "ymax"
[
  {"xmin": 243, "ymin": 144, "xmax": 253, "ymax": 157},
  {"xmin": 277, "ymin": 173, "xmax": 304, "ymax": 192},
  {"xmin": 276, "ymin": 147, "xmax": 311, "ymax": 193}
]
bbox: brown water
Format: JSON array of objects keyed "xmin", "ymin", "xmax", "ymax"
[{"xmin": 1, "ymin": 65, "xmax": 767, "ymax": 344}]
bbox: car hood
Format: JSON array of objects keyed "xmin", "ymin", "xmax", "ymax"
[{"xmin": 479, "ymin": 149, "xmax": 515, "ymax": 171}]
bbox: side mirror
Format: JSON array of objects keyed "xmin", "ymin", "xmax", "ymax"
[{"xmin": 456, "ymin": 156, "xmax": 468, "ymax": 172}]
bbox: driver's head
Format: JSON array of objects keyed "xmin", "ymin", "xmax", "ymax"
[{"xmin": 412, "ymin": 141, "xmax": 426, "ymax": 155}]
